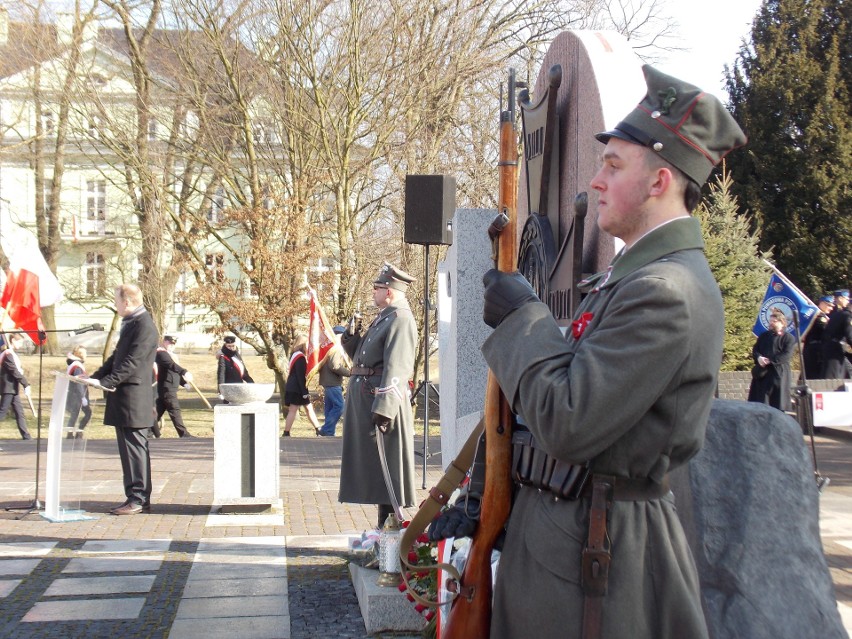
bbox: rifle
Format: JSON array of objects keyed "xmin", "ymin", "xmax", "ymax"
[{"xmin": 442, "ymin": 68, "xmax": 520, "ymax": 639}]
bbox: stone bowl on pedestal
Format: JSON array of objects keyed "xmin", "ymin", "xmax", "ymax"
[{"xmin": 218, "ymin": 383, "xmax": 275, "ymax": 405}]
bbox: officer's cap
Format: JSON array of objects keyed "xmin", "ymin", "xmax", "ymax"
[
  {"xmin": 332, "ymin": 325, "xmax": 346, "ymax": 335},
  {"xmin": 834, "ymin": 289, "xmax": 850, "ymax": 299},
  {"xmin": 163, "ymin": 335, "xmax": 177, "ymax": 344},
  {"xmin": 374, "ymin": 262, "xmax": 415, "ymax": 292},
  {"xmin": 819, "ymin": 295, "xmax": 836, "ymax": 305},
  {"xmin": 596, "ymin": 65, "xmax": 747, "ymax": 186},
  {"xmin": 223, "ymin": 335, "xmax": 237, "ymax": 344}
]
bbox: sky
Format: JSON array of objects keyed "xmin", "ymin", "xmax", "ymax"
[{"xmin": 653, "ymin": 0, "xmax": 765, "ymax": 102}]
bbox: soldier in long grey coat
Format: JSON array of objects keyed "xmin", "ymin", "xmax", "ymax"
[
  {"xmin": 339, "ymin": 263, "xmax": 418, "ymax": 528},
  {"xmin": 480, "ymin": 67, "xmax": 747, "ymax": 639}
]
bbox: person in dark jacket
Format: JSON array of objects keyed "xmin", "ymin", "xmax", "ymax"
[
  {"xmin": 802, "ymin": 295, "xmax": 834, "ymax": 380},
  {"xmin": 282, "ymin": 334, "xmax": 321, "ymax": 436},
  {"xmin": 90, "ymin": 283, "xmax": 158, "ymax": 516},
  {"xmin": 65, "ymin": 345, "xmax": 91, "ymax": 439},
  {"xmin": 217, "ymin": 335, "xmax": 254, "ymax": 389},
  {"xmin": 153, "ymin": 335, "xmax": 194, "ymax": 438},
  {"xmin": 748, "ymin": 308, "xmax": 797, "ymax": 411},
  {"xmin": 821, "ymin": 289, "xmax": 852, "ymax": 379},
  {"xmin": 0, "ymin": 333, "xmax": 32, "ymax": 440}
]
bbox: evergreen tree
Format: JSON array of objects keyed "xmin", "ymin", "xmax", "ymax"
[
  {"xmin": 695, "ymin": 171, "xmax": 771, "ymax": 371},
  {"xmin": 725, "ymin": 0, "xmax": 851, "ymax": 295}
]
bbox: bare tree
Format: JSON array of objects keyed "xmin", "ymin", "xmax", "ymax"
[{"xmin": 1, "ymin": 0, "xmax": 99, "ymax": 351}]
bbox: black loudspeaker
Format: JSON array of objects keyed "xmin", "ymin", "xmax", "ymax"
[{"xmin": 404, "ymin": 174, "xmax": 455, "ymax": 245}]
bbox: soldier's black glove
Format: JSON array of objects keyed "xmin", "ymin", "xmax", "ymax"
[
  {"xmin": 482, "ymin": 269, "xmax": 539, "ymax": 328},
  {"xmin": 372, "ymin": 412, "xmax": 393, "ymax": 434},
  {"xmin": 428, "ymin": 494, "xmax": 481, "ymax": 541}
]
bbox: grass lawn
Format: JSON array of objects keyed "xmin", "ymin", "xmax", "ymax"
[{"xmin": 0, "ymin": 350, "xmax": 440, "ymax": 441}]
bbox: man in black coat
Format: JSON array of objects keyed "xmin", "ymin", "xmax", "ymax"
[
  {"xmin": 153, "ymin": 335, "xmax": 194, "ymax": 438},
  {"xmin": 91, "ymin": 284, "xmax": 158, "ymax": 515},
  {"xmin": 822, "ymin": 288, "xmax": 852, "ymax": 379},
  {"xmin": 803, "ymin": 295, "xmax": 835, "ymax": 379},
  {"xmin": 0, "ymin": 333, "xmax": 32, "ymax": 440}
]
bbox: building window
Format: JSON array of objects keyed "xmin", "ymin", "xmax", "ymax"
[
  {"xmin": 42, "ymin": 178, "xmax": 54, "ymax": 218},
  {"xmin": 42, "ymin": 111, "xmax": 55, "ymax": 137},
  {"xmin": 208, "ymin": 187, "xmax": 225, "ymax": 223},
  {"xmin": 85, "ymin": 252, "xmax": 106, "ymax": 295},
  {"xmin": 205, "ymin": 253, "xmax": 225, "ymax": 283},
  {"xmin": 147, "ymin": 118, "xmax": 158, "ymax": 141},
  {"xmin": 88, "ymin": 116, "xmax": 100, "ymax": 139},
  {"xmin": 85, "ymin": 180, "xmax": 106, "ymax": 234}
]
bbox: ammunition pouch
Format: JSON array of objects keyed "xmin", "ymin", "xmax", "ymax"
[{"xmin": 511, "ymin": 429, "xmax": 590, "ymax": 500}]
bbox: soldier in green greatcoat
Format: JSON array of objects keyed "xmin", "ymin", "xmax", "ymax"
[
  {"xmin": 480, "ymin": 66, "xmax": 747, "ymax": 639},
  {"xmin": 339, "ymin": 263, "xmax": 418, "ymax": 527}
]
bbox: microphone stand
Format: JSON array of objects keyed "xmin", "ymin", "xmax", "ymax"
[
  {"xmin": 4, "ymin": 326, "xmax": 105, "ymax": 518},
  {"xmin": 791, "ymin": 310, "xmax": 829, "ymax": 492}
]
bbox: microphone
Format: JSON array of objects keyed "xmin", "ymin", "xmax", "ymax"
[{"xmin": 68, "ymin": 324, "xmax": 105, "ymax": 336}]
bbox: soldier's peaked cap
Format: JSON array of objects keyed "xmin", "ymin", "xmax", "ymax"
[
  {"xmin": 374, "ymin": 262, "xmax": 415, "ymax": 292},
  {"xmin": 596, "ymin": 65, "xmax": 747, "ymax": 185},
  {"xmin": 163, "ymin": 335, "xmax": 177, "ymax": 343},
  {"xmin": 834, "ymin": 289, "xmax": 850, "ymax": 298},
  {"xmin": 223, "ymin": 335, "xmax": 236, "ymax": 344}
]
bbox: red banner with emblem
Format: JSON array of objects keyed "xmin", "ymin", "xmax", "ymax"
[{"xmin": 305, "ymin": 288, "xmax": 336, "ymax": 380}]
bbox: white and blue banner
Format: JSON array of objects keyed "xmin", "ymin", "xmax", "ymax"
[{"xmin": 752, "ymin": 270, "xmax": 819, "ymax": 338}]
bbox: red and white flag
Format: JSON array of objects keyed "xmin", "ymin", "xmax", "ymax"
[
  {"xmin": 305, "ymin": 288, "xmax": 336, "ymax": 380},
  {"xmin": 0, "ymin": 268, "xmax": 45, "ymax": 344},
  {"xmin": 0, "ymin": 233, "xmax": 63, "ymax": 345}
]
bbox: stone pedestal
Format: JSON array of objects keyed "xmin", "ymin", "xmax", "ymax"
[
  {"xmin": 349, "ymin": 563, "xmax": 426, "ymax": 634},
  {"xmin": 213, "ymin": 403, "xmax": 281, "ymax": 511},
  {"xmin": 437, "ymin": 208, "xmax": 496, "ymax": 465}
]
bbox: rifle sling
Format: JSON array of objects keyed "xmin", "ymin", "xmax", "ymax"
[
  {"xmin": 398, "ymin": 415, "xmax": 485, "ymax": 608},
  {"xmin": 582, "ymin": 475, "xmax": 614, "ymax": 639}
]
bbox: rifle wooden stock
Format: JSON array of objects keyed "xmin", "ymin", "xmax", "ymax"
[{"xmin": 443, "ymin": 71, "xmax": 518, "ymax": 639}]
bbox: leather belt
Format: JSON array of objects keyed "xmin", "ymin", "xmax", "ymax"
[
  {"xmin": 351, "ymin": 366, "xmax": 382, "ymax": 376},
  {"xmin": 580, "ymin": 473, "xmax": 670, "ymax": 501}
]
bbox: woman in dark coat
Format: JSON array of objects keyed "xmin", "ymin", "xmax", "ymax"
[
  {"xmin": 282, "ymin": 334, "xmax": 321, "ymax": 436},
  {"xmin": 748, "ymin": 308, "xmax": 797, "ymax": 411},
  {"xmin": 217, "ymin": 335, "xmax": 254, "ymax": 385}
]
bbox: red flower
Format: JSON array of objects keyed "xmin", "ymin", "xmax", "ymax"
[
  {"xmin": 572, "ymin": 312, "xmax": 594, "ymax": 339},
  {"xmin": 408, "ymin": 551, "xmax": 419, "ymax": 564},
  {"xmin": 425, "ymin": 610, "xmax": 436, "ymax": 622}
]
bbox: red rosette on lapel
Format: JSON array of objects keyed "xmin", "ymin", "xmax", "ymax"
[{"xmin": 572, "ymin": 312, "xmax": 594, "ymax": 339}]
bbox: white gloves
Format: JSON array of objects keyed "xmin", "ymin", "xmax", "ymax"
[
  {"xmin": 23, "ymin": 386, "xmax": 31, "ymax": 398},
  {"xmin": 758, "ymin": 356, "xmax": 770, "ymax": 367},
  {"xmin": 82, "ymin": 398, "xmax": 89, "ymax": 407},
  {"xmin": 184, "ymin": 372, "xmax": 194, "ymax": 383}
]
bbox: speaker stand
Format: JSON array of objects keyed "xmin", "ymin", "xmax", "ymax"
[{"xmin": 411, "ymin": 243, "xmax": 440, "ymax": 488}]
